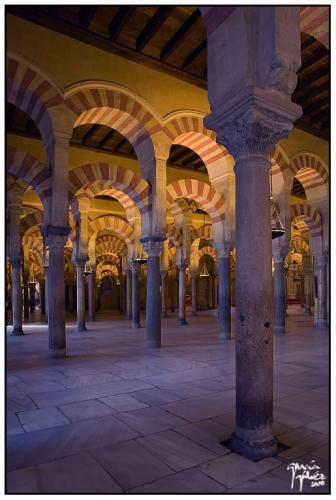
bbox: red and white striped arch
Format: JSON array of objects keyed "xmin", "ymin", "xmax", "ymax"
[
  {"xmin": 88, "ymin": 215, "xmax": 134, "ymax": 244},
  {"xmin": 163, "ymin": 113, "xmax": 230, "ymax": 181},
  {"xmin": 198, "ymin": 246, "xmax": 217, "ymax": 261},
  {"xmin": 190, "ymin": 224, "xmax": 213, "ymax": 242},
  {"xmin": 65, "ymin": 83, "xmax": 159, "ymax": 167},
  {"xmin": 96, "ymin": 234, "xmax": 126, "ymax": 256},
  {"xmin": 167, "ymin": 179, "xmax": 225, "ymax": 242},
  {"xmin": 289, "ymin": 153, "xmax": 329, "ymax": 202},
  {"xmin": 7, "ymin": 146, "xmax": 52, "ymax": 216},
  {"xmin": 96, "ymin": 254, "xmax": 120, "ymax": 265},
  {"xmin": 7, "ymin": 52, "xmax": 69, "ymax": 151},
  {"xmin": 291, "ymin": 204, "xmax": 322, "ymax": 244},
  {"xmin": 300, "ymin": 6, "xmax": 329, "ymax": 48},
  {"xmin": 69, "ymin": 163, "xmax": 151, "ymax": 230},
  {"xmin": 20, "ymin": 211, "xmax": 44, "ymax": 237}
]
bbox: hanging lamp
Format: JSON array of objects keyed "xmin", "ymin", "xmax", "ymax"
[
  {"xmin": 134, "ymin": 246, "xmax": 147, "ymax": 264},
  {"xmin": 199, "ymin": 211, "xmax": 210, "ymax": 277},
  {"xmin": 270, "ymin": 168, "xmax": 285, "ymax": 239},
  {"xmin": 83, "ymin": 262, "xmax": 92, "ymax": 276}
]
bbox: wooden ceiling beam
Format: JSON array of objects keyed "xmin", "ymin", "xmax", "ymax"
[
  {"xmin": 293, "ymin": 81, "xmax": 329, "ymax": 102},
  {"xmin": 301, "ymin": 35, "xmax": 318, "ymax": 51},
  {"xmin": 136, "ymin": 6, "xmax": 175, "ymax": 52},
  {"xmin": 82, "ymin": 124, "xmax": 100, "ymax": 145},
  {"xmin": 109, "ymin": 6, "xmax": 136, "ymax": 41},
  {"xmin": 160, "ymin": 8, "xmax": 200, "ymax": 61},
  {"xmin": 183, "ymin": 39, "xmax": 206, "ymax": 68},
  {"xmin": 114, "ymin": 137, "xmax": 128, "ymax": 151},
  {"xmin": 296, "ymin": 64, "xmax": 329, "ymax": 92},
  {"xmin": 294, "ymin": 118, "xmax": 329, "ymax": 140},
  {"xmin": 99, "ymin": 129, "xmax": 116, "ymax": 148},
  {"xmin": 79, "ymin": 6, "xmax": 98, "ymax": 29},
  {"xmin": 6, "ymin": 103, "xmax": 16, "ymax": 128},
  {"xmin": 300, "ymin": 49, "xmax": 329, "ymax": 73},
  {"xmin": 303, "ymin": 96, "xmax": 329, "ymax": 115},
  {"xmin": 309, "ymin": 105, "xmax": 329, "ymax": 121}
]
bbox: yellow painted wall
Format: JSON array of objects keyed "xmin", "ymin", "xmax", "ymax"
[{"xmin": 280, "ymin": 128, "xmax": 329, "ymax": 166}]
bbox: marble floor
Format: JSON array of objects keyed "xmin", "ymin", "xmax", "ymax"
[{"xmin": 6, "ymin": 306, "xmax": 329, "ymax": 493}]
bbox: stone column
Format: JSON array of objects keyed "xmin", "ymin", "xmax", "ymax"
[
  {"xmin": 304, "ymin": 269, "xmax": 312, "ymax": 316},
  {"xmin": 43, "ymin": 230, "xmax": 68, "ymax": 357},
  {"xmin": 170, "ymin": 273, "xmax": 176, "ymax": 312},
  {"xmin": 315, "ymin": 253, "xmax": 327, "ymax": 327},
  {"xmin": 143, "ymin": 238, "xmax": 164, "ymax": 347},
  {"xmin": 161, "ymin": 270, "xmax": 168, "ymax": 318},
  {"xmin": 23, "ymin": 271, "xmax": 30, "ymax": 319},
  {"xmin": 216, "ymin": 246, "xmax": 232, "ymax": 340},
  {"xmin": 211, "ymin": 273, "xmax": 217, "ymax": 309},
  {"xmin": 274, "ymin": 255, "xmax": 286, "ymax": 335},
  {"xmin": 39, "ymin": 279, "xmax": 46, "ymax": 315},
  {"xmin": 43, "ymin": 265, "xmax": 49, "ymax": 322},
  {"xmin": 191, "ymin": 272, "xmax": 198, "ymax": 316},
  {"xmin": 10, "ymin": 258, "xmax": 23, "ymax": 335},
  {"xmin": 130, "ymin": 261, "xmax": 140, "ymax": 328},
  {"xmin": 29, "ymin": 282, "xmax": 36, "ymax": 312},
  {"xmin": 76, "ymin": 258, "xmax": 87, "ymax": 332},
  {"xmin": 177, "ymin": 263, "xmax": 187, "ymax": 325},
  {"xmin": 88, "ymin": 269, "xmax": 96, "ymax": 322},
  {"xmin": 125, "ymin": 268, "xmax": 132, "ymax": 319},
  {"xmin": 204, "ymin": 45, "xmax": 301, "ymax": 458}
]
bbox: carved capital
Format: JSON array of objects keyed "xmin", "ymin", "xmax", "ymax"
[
  {"xmin": 45, "ymin": 234, "xmax": 68, "ymax": 253},
  {"xmin": 142, "ymin": 239, "xmax": 163, "ymax": 257},
  {"xmin": 177, "ymin": 262, "xmax": 188, "ymax": 272},
  {"xmin": 214, "ymin": 242, "xmax": 232, "ymax": 259},
  {"xmin": 9, "ymin": 257, "xmax": 22, "ymax": 269},
  {"xmin": 205, "ymin": 89, "xmax": 301, "ymax": 159},
  {"xmin": 314, "ymin": 253, "xmax": 327, "ymax": 268},
  {"xmin": 129, "ymin": 261, "xmax": 140, "ymax": 273}
]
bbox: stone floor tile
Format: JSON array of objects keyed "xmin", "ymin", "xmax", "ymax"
[
  {"xmin": 198, "ymin": 453, "xmax": 281, "ymax": 488},
  {"xmin": 128, "ymin": 468, "xmax": 226, "ymax": 493},
  {"xmin": 7, "ymin": 415, "xmax": 139, "ymax": 472},
  {"xmin": 63, "ymin": 372, "xmax": 122, "ymax": 388},
  {"xmin": 228, "ymin": 472, "xmax": 292, "ymax": 493},
  {"xmin": 58, "ymin": 398, "xmax": 116, "ymax": 422},
  {"xmin": 6, "ymin": 467, "xmax": 39, "ymax": 493},
  {"xmin": 137, "ymin": 429, "xmax": 217, "ymax": 471},
  {"xmin": 7, "ymin": 411, "xmax": 24, "ymax": 436},
  {"xmin": 161, "ymin": 390, "xmax": 235, "ymax": 422},
  {"xmin": 277, "ymin": 427, "xmax": 329, "ymax": 460},
  {"xmin": 37, "ymin": 452, "xmax": 123, "ymax": 493},
  {"xmin": 99, "ymin": 394, "xmax": 149, "ymax": 412},
  {"xmin": 91, "ymin": 439, "xmax": 173, "ymax": 490},
  {"xmin": 304, "ymin": 418, "xmax": 329, "ymax": 435},
  {"xmin": 130, "ymin": 387, "xmax": 184, "ymax": 406},
  {"xmin": 115, "ymin": 406, "xmax": 186, "ymax": 435},
  {"xmin": 16, "ymin": 381, "xmax": 66, "ymax": 394},
  {"xmin": 17, "ymin": 407, "xmax": 71, "ymax": 432},
  {"xmin": 174, "ymin": 419, "xmax": 232, "ymax": 455}
]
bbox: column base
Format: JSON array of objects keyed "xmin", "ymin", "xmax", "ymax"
[
  {"xmin": 304, "ymin": 308, "xmax": 311, "ymax": 316},
  {"xmin": 228, "ymin": 432, "xmax": 278, "ymax": 461},
  {"xmin": 178, "ymin": 318, "xmax": 188, "ymax": 325},
  {"xmin": 274, "ymin": 326, "xmax": 285, "ymax": 335},
  {"xmin": 147, "ymin": 339, "xmax": 161, "ymax": 348},
  {"xmin": 132, "ymin": 322, "xmax": 141, "ymax": 329},
  {"xmin": 317, "ymin": 319, "xmax": 328, "ymax": 328},
  {"xmin": 161, "ymin": 311, "xmax": 168, "ymax": 318},
  {"xmin": 49, "ymin": 347, "xmax": 66, "ymax": 358},
  {"xmin": 11, "ymin": 328, "xmax": 24, "ymax": 336},
  {"xmin": 219, "ymin": 329, "xmax": 232, "ymax": 341},
  {"xmin": 77, "ymin": 324, "xmax": 87, "ymax": 332}
]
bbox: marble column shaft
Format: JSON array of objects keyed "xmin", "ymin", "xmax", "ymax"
[
  {"xmin": 217, "ymin": 252, "xmax": 232, "ymax": 340},
  {"xmin": 29, "ymin": 282, "xmax": 36, "ymax": 312},
  {"xmin": 88, "ymin": 270, "xmax": 96, "ymax": 322},
  {"xmin": 191, "ymin": 273, "xmax": 198, "ymax": 316},
  {"xmin": 274, "ymin": 257, "xmax": 286, "ymax": 335},
  {"xmin": 125, "ymin": 269, "xmax": 132, "ymax": 320},
  {"xmin": 76, "ymin": 259, "xmax": 87, "ymax": 332},
  {"xmin": 161, "ymin": 270, "xmax": 168, "ymax": 318},
  {"xmin": 23, "ymin": 271, "xmax": 30, "ymax": 318},
  {"xmin": 143, "ymin": 239, "xmax": 164, "ymax": 347},
  {"xmin": 304, "ymin": 270, "xmax": 311, "ymax": 316},
  {"xmin": 178, "ymin": 264, "xmax": 187, "ymax": 325},
  {"xmin": 316, "ymin": 254, "xmax": 327, "ymax": 327},
  {"xmin": 130, "ymin": 261, "xmax": 140, "ymax": 328},
  {"xmin": 11, "ymin": 259, "xmax": 23, "ymax": 335}
]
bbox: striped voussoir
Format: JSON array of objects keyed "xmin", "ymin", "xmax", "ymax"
[
  {"xmin": 190, "ymin": 224, "xmax": 213, "ymax": 242},
  {"xmin": 96, "ymin": 254, "xmax": 120, "ymax": 265},
  {"xmin": 96, "ymin": 234, "xmax": 126, "ymax": 253},
  {"xmin": 198, "ymin": 246, "xmax": 217, "ymax": 261},
  {"xmin": 300, "ymin": 5, "xmax": 329, "ymax": 48},
  {"xmin": 88, "ymin": 215, "xmax": 134, "ymax": 244},
  {"xmin": 167, "ymin": 179, "xmax": 225, "ymax": 224},
  {"xmin": 68, "ymin": 163, "xmax": 151, "ymax": 216},
  {"xmin": 7, "ymin": 146, "xmax": 52, "ymax": 208},
  {"xmin": 291, "ymin": 237, "xmax": 310, "ymax": 255},
  {"xmin": 79, "ymin": 184, "xmax": 138, "ymax": 221},
  {"xmin": 271, "ymin": 147, "xmax": 288, "ymax": 175},
  {"xmin": 65, "ymin": 88, "xmax": 159, "ymax": 151},
  {"xmin": 98, "ymin": 263, "xmax": 118, "ymax": 277},
  {"xmin": 7, "ymin": 54, "xmax": 64, "ymax": 147},
  {"xmin": 20, "ymin": 211, "xmax": 44, "ymax": 236},
  {"xmin": 166, "ymin": 224, "xmax": 182, "ymax": 246},
  {"xmin": 291, "ymin": 204, "xmax": 322, "ymax": 239},
  {"xmin": 163, "ymin": 115, "xmax": 228, "ymax": 169},
  {"xmin": 290, "ymin": 153, "xmax": 329, "ymax": 192}
]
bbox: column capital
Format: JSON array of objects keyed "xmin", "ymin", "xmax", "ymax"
[
  {"xmin": 177, "ymin": 262, "xmax": 188, "ymax": 272},
  {"xmin": 141, "ymin": 236, "xmax": 165, "ymax": 257},
  {"xmin": 205, "ymin": 89, "xmax": 301, "ymax": 159},
  {"xmin": 272, "ymin": 245, "xmax": 288, "ymax": 263},
  {"xmin": 129, "ymin": 261, "xmax": 140, "ymax": 273},
  {"xmin": 75, "ymin": 257, "xmax": 88, "ymax": 268}
]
